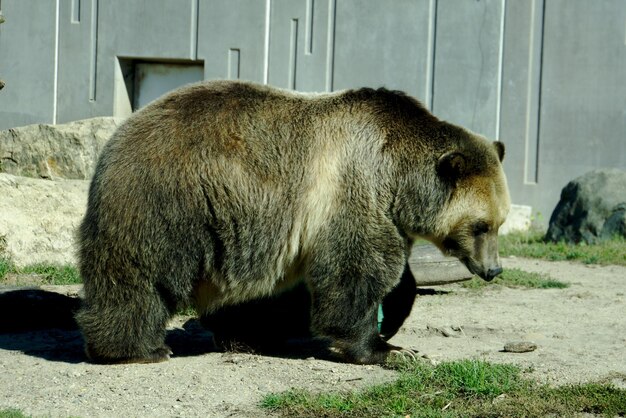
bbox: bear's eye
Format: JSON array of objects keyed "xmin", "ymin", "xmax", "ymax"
[
  {"xmin": 472, "ymin": 221, "xmax": 490, "ymax": 236},
  {"xmin": 442, "ymin": 237, "xmax": 460, "ymax": 251}
]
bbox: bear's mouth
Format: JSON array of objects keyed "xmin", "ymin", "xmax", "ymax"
[{"xmin": 461, "ymin": 257, "xmax": 494, "ymax": 282}]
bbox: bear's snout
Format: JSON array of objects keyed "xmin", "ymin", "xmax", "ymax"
[{"xmin": 484, "ymin": 266, "xmax": 503, "ymax": 282}]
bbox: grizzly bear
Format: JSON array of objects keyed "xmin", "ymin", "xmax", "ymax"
[{"xmin": 75, "ymin": 80, "xmax": 510, "ymax": 364}]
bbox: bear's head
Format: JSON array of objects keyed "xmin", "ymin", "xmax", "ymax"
[
  {"xmin": 430, "ymin": 128, "xmax": 510, "ymax": 281},
  {"xmin": 350, "ymin": 87, "xmax": 511, "ymax": 281},
  {"xmin": 390, "ymin": 120, "xmax": 510, "ymax": 282}
]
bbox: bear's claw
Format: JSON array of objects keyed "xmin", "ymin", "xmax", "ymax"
[{"xmin": 389, "ymin": 348, "xmax": 419, "ymax": 361}]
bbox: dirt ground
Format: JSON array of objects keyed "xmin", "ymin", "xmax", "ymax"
[{"xmin": 1, "ymin": 257, "xmax": 625, "ymax": 417}]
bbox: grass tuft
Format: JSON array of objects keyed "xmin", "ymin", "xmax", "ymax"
[
  {"xmin": 261, "ymin": 359, "xmax": 626, "ymax": 417},
  {"xmin": 462, "ymin": 267, "xmax": 568, "ymax": 290},
  {"xmin": 0, "ymin": 256, "xmax": 13, "ymax": 280},
  {"xmin": 18, "ymin": 263, "xmax": 82, "ymax": 285},
  {"xmin": 500, "ymin": 230, "xmax": 626, "ymax": 266},
  {"xmin": 0, "ymin": 259, "xmax": 81, "ymax": 286},
  {"xmin": 0, "ymin": 236, "xmax": 82, "ymax": 285},
  {"xmin": 432, "ymin": 360, "xmax": 523, "ymax": 397}
]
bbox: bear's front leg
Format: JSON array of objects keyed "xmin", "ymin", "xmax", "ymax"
[
  {"xmin": 325, "ymin": 320, "xmax": 407, "ymax": 364},
  {"xmin": 306, "ymin": 224, "xmax": 412, "ymax": 364},
  {"xmin": 308, "ymin": 276, "xmax": 409, "ymax": 364}
]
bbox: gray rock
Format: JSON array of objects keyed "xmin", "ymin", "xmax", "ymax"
[
  {"xmin": 0, "ymin": 117, "xmax": 124, "ymax": 180},
  {"xmin": 545, "ymin": 169, "xmax": 626, "ymax": 244},
  {"xmin": 0, "ymin": 173, "xmax": 89, "ymax": 267}
]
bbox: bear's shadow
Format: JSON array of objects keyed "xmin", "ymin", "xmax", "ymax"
[
  {"xmin": 0, "ymin": 286, "xmax": 335, "ymax": 364},
  {"xmin": 0, "ymin": 280, "xmax": 437, "ymax": 364},
  {"xmin": 0, "ymin": 288, "xmax": 86, "ymax": 363}
]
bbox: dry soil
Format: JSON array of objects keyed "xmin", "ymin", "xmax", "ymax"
[{"xmin": 1, "ymin": 257, "xmax": 625, "ymax": 417}]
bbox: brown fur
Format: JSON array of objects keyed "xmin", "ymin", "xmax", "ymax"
[{"xmin": 75, "ymin": 80, "xmax": 510, "ymax": 364}]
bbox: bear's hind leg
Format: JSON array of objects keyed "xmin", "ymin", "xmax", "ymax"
[{"xmin": 76, "ymin": 286, "xmax": 173, "ymax": 364}]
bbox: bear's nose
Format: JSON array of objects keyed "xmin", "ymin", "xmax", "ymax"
[{"xmin": 485, "ymin": 266, "xmax": 503, "ymax": 281}]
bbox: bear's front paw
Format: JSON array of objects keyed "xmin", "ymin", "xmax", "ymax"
[
  {"xmin": 388, "ymin": 347, "xmax": 421, "ymax": 363},
  {"xmin": 331, "ymin": 339, "xmax": 413, "ymax": 365}
]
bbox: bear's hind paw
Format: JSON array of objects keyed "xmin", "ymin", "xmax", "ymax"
[{"xmin": 86, "ymin": 345, "xmax": 173, "ymax": 364}]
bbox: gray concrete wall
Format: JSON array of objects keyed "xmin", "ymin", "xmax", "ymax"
[
  {"xmin": 0, "ymin": 1, "xmax": 57, "ymax": 127},
  {"xmin": 1, "ymin": 0, "xmax": 625, "ymax": 225}
]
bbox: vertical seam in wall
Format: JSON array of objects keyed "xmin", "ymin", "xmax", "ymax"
[
  {"xmin": 495, "ymin": 0, "xmax": 506, "ymax": 140},
  {"xmin": 190, "ymin": 0, "xmax": 199, "ymax": 60},
  {"xmin": 428, "ymin": 0, "xmax": 438, "ymax": 110},
  {"xmin": 305, "ymin": 0, "xmax": 314, "ymax": 55},
  {"xmin": 523, "ymin": 0, "xmax": 536, "ymax": 184},
  {"xmin": 263, "ymin": 0, "xmax": 271, "ymax": 84},
  {"xmin": 71, "ymin": 0, "xmax": 80, "ymax": 24},
  {"xmin": 533, "ymin": 0, "xmax": 546, "ymax": 184},
  {"xmin": 289, "ymin": 19, "xmax": 298, "ymax": 90},
  {"xmin": 425, "ymin": 0, "xmax": 437, "ymax": 109},
  {"xmin": 52, "ymin": 0, "xmax": 60, "ymax": 124},
  {"xmin": 228, "ymin": 48, "xmax": 240, "ymax": 80},
  {"xmin": 324, "ymin": 0, "xmax": 336, "ymax": 92},
  {"xmin": 88, "ymin": 0, "xmax": 98, "ymax": 102}
]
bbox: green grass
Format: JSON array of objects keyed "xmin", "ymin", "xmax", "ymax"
[
  {"xmin": 0, "ymin": 235, "xmax": 10, "ymax": 278},
  {"xmin": 18, "ymin": 263, "xmax": 82, "ymax": 285},
  {"xmin": 0, "ymin": 233, "xmax": 81, "ymax": 285},
  {"xmin": 261, "ymin": 359, "xmax": 626, "ymax": 418},
  {"xmin": 462, "ymin": 267, "xmax": 569, "ymax": 290},
  {"xmin": 0, "ymin": 409, "xmax": 30, "ymax": 418},
  {"xmin": 0, "ymin": 259, "xmax": 81, "ymax": 286},
  {"xmin": 500, "ymin": 230, "xmax": 626, "ymax": 266},
  {"xmin": 0, "ymin": 256, "xmax": 12, "ymax": 280}
]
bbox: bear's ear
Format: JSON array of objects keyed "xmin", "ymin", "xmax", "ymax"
[
  {"xmin": 493, "ymin": 141, "xmax": 505, "ymax": 162},
  {"xmin": 437, "ymin": 151, "xmax": 467, "ymax": 181}
]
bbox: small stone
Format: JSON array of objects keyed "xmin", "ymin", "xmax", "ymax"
[{"xmin": 503, "ymin": 341, "xmax": 537, "ymax": 353}]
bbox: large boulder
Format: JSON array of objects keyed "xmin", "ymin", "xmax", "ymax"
[
  {"xmin": 0, "ymin": 117, "xmax": 123, "ymax": 180},
  {"xmin": 545, "ymin": 169, "xmax": 626, "ymax": 244},
  {"xmin": 0, "ymin": 173, "xmax": 89, "ymax": 267}
]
